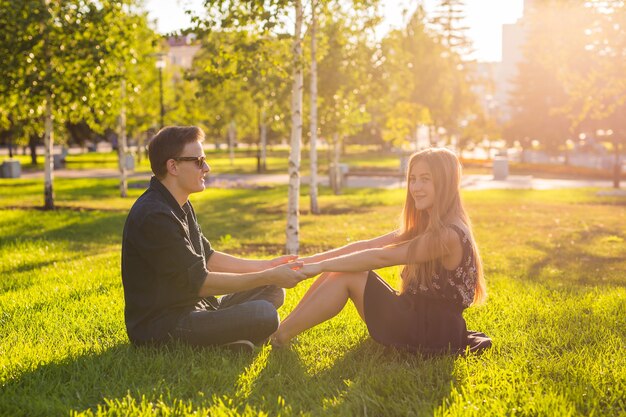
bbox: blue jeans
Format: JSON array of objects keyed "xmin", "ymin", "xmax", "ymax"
[{"xmin": 171, "ymin": 286, "xmax": 285, "ymax": 346}]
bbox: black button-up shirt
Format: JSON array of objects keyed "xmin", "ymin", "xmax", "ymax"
[{"xmin": 121, "ymin": 177, "xmax": 215, "ymax": 344}]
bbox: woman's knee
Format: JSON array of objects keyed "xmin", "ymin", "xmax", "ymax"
[{"xmin": 341, "ymin": 271, "xmax": 368, "ymax": 296}]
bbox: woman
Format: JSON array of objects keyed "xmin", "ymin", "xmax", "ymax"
[{"xmin": 272, "ymin": 148, "xmax": 490, "ymax": 354}]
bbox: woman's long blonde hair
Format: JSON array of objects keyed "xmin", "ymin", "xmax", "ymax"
[{"xmin": 398, "ymin": 148, "xmax": 486, "ymax": 305}]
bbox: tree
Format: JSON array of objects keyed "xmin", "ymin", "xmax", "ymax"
[
  {"xmin": 189, "ymin": 29, "xmax": 291, "ymax": 160},
  {"xmin": 315, "ymin": 1, "xmax": 376, "ymax": 194},
  {"xmin": 378, "ymin": 7, "xmax": 443, "ymax": 149},
  {"xmin": 197, "ymin": 0, "xmax": 308, "ymax": 254},
  {"xmin": 92, "ymin": 2, "xmax": 159, "ymax": 197},
  {"xmin": 1, "ymin": 1, "xmax": 102, "ymax": 208},
  {"xmin": 198, "ymin": 0, "xmax": 379, "ymax": 252},
  {"xmin": 0, "ymin": 0, "xmax": 158, "ymax": 205},
  {"xmin": 309, "ymin": 0, "xmax": 320, "ymax": 214},
  {"xmin": 429, "ymin": 0, "xmax": 476, "ymax": 144},
  {"xmin": 505, "ymin": 1, "xmax": 587, "ymax": 159},
  {"xmin": 562, "ymin": 0, "xmax": 626, "ymax": 188}
]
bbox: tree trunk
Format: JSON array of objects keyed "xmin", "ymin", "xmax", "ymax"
[
  {"xmin": 228, "ymin": 120, "xmax": 236, "ymax": 166},
  {"xmin": 309, "ymin": 0, "xmax": 320, "ymax": 215},
  {"xmin": 43, "ymin": 96, "xmax": 54, "ymax": 210},
  {"xmin": 613, "ymin": 139, "xmax": 621, "ymax": 189},
  {"xmin": 331, "ymin": 133, "xmax": 342, "ymax": 195},
  {"xmin": 7, "ymin": 134, "xmax": 13, "ymax": 158},
  {"xmin": 286, "ymin": 0, "xmax": 303, "ymax": 255},
  {"xmin": 428, "ymin": 125, "xmax": 434, "ymax": 148},
  {"xmin": 29, "ymin": 135, "xmax": 38, "ymax": 165},
  {"xmin": 136, "ymin": 133, "xmax": 143, "ymax": 165},
  {"xmin": 260, "ymin": 108, "xmax": 267, "ymax": 172},
  {"xmin": 118, "ymin": 79, "xmax": 128, "ymax": 198}
]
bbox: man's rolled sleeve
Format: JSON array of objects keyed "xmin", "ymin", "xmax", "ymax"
[
  {"xmin": 201, "ymin": 235, "xmax": 215, "ymax": 261},
  {"xmin": 187, "ymin": 258, "xmax": 209, "ymax": 295}
]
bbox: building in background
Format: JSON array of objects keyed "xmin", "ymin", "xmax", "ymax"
[
  {"xmin": 166, "ymin": 34, "xmax": 201, "ymax": 69},
  {"xmin": 496, "ymin": 0, "xmax": 534, "ymax": 122}
]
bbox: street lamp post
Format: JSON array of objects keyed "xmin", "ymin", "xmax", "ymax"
[{"xmin": 155, "ymin": 54, "xmax": 166, "ymax": 129}]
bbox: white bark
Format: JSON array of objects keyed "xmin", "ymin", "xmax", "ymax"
[
  {"xmin": 118, "ymin": 79, "xmax": 128, "ymax": 198},
  {"xmin": 309, "ymin": 0, "xmax": 320, "ymax": 215},
  {"xmin": 428, "ymin": 125, "xmax": 434, "ymax": 147},
  {"xmin": 43, "ymin": 96, "xmax": 54, "ymax": 210},
  {"xmin": 331, "ymin": 132, "xmax": 341, "ymax": 195},
  {"xmin": 228, "ymin": 120, "xmax": 236, "ymax": 166},
  {"xmin": 286, "ymin": 0, "xmax": 303, "ymax": 255},
  {"xmin": 260, "ymin": 108, "xmax": 267, "ymax": 172}
]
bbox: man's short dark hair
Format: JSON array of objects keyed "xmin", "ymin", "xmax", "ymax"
[{"xmin": 148, "ymin": 126, "xmax": 205, "ymax": 179}]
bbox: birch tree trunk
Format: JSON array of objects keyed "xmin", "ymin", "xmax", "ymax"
[
  {"xmin": 118, "ymin": 79, "xmax": 128, "ymax": 198},
  {"xmin": 414, "ymin": 124, "xmax": 420, "ymax": 150},
  {"xmin": 428, "ymin": 125, "xmax": 434, "ymax": 148},
  {"xmin": 286, "ymin": 0, "xmax": 303, "ymax": 255},
  {"xmin": 331, "ymin": 132, "xmax": 341, "ymax": 195},
  {"xmin": 228, "ymin": 120, "xmax": 236, "ymax": 166},
  {"xmin": 43, "ymin": 96, "xmax": 54, "ymax": 210},
  {"xmin": 613, "ymin": 139, "xmax": 621, "ymax": 189},
  {"xmin": 260, "ymin": 108, "xmax": 267, "ymax": 172},
  {"xmin": 309, "ymin": 0, "xmax": 320, "ymax": 215}
]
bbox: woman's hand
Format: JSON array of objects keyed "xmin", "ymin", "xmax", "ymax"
[{"xmin": 299, "ymin": 263, "xmax": 323, "ymax": 278}]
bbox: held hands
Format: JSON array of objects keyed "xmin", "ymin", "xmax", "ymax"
[
  {"xmin": 296, "ymin": 255, "xmax": 318, "ymax": 264},
  {"xmin": 267, "ymin": 260, "xmax": 323, "ymax": 288},
  {"xmin": 299, "ymin": 263, "xmax": 323, "ymax": 278},
  {"xmin": 268, "ymin": 254, "xmax": 299, "ymax": 268},
  {"xmin": 269, "ymin": 262, "xmax": 306, "ymax": 288}
]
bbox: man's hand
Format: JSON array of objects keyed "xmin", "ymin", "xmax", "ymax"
[
  {"xmin": 268, "ymin": 254, "xmax": 299, "ymax": 268},
  {"xmin": 299, "ymin": 263, "xmax": 323, "ymax": 278},
  {"xmin": 267, "ymin": 262, "xmax": 307, "ymax": 288}
]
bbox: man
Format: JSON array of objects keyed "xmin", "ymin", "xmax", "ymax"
[{"xmin": 121, "ymin": 126, "xmax": 307, "ymax": 351}]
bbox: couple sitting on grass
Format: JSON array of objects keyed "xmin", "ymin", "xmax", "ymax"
[{"xmin": 121, "ymin": 126, "xmax": 491, "ymax": 354}]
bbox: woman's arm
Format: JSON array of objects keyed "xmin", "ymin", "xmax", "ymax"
[
  {"xmin": 199, "ymin": 262, "xmax": 307, "ymax": 297},
  {"xmin": 207, "ymin": 251, "xmax": 298, "ymax": 273},
  {"xmin": 301, "ymin": 228, "xmax": 461, "ymax": 276},
  {"xmin": 299, "ymin": 230, "xmax": 403, "ymax": 264}
]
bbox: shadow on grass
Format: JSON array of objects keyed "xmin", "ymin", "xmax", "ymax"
[
  {"xmin": 3, "ymin": 257, "xmax": 73, "ymax": 276},
  {"xmin": 0, "ymin": 211, "xmax": 126, "ymax": 251},
  {"xmin": 0, "ymin": 343, "xmax": 258, "ymax": 416},
  {"xmin": 0, "ymin": 180, "xmax": 39, "ymax": 188},
  {"xmin": 1, "ymin": 339, "xmax": 458, "ymax": 416},
  {"xmin": 192, "ymin": 188, "xmax": 288, "ymax": 242},
  {"xmin": 526, "ymin": 225, "xmax": 626, "ymax": 288},
  {"xmin": 247, "ymin": 340, "xmax": 457, "ymax": 416}
]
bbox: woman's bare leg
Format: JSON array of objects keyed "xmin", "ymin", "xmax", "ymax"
[
  {"xmin": 273, "ymin": 271, "xmax": 368, "ymax": 346},
  {"xmin": 279, "ymin": 272, "xmax": 332, "ymax": 327}
]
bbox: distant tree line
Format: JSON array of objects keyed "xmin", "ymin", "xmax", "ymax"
[{"xmin": 506, "ymin": 0, "xmax": 625, "ymax": 187}]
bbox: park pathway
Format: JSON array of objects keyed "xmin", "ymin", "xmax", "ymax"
[{"xmin": 18, "ymin": 168, "xmax": 619, "ymax": 190}]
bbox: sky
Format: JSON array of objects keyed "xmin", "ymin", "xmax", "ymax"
[{"xmin": 144, "ymin": 0, "xmax": 524, "ymax": 62}]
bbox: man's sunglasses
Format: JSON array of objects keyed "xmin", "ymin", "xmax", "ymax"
[{"xmin": 172, "ymin": 156, "xmax": 207, "ymax": 168}]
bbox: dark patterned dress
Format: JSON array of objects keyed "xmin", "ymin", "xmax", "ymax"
[{"xmin": 363, "ymin": 224, "xmax": 487, "ymax": 354}]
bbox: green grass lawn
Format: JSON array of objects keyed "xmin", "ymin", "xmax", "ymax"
[{"xmin": 0, "ymin": 178, "xmax": 624, "ymax": 416}]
